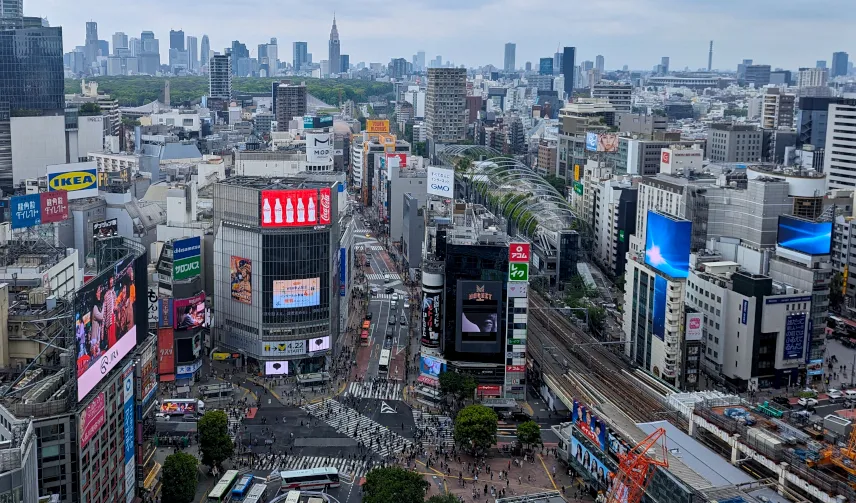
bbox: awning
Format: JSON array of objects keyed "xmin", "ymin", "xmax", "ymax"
[{"xmin": 160, "ymin": 374, "xmax": 175, "ymax": 382}]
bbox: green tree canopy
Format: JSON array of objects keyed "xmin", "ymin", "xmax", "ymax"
[
  {"xmin": 78, "ymin": 102, "xmax": 102, "ymax": 116},
  {"xmin": 453, "ymin": 404, "xmax": 498, "ymax": 454},
  {"xmin": 439, "ymin": 371, "xmax": 477, "ymax": 401},
  {"xmin": 362, "ymin": 466, "xmax": 429, "ymax": 503},
  {"xmin": 516, "ymin": 420, "xmax": 542, "ymax": 450},
  {"xmin": 198, "ymin": 410, "xmax": 234, "ymax": 470},
  {"xmin": 161, "ymin": 451, "xmax": 198, "ymax": 503}
]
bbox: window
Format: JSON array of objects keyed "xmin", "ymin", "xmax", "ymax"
[
  {"xmin": 714, "ymin": 337, "xmax": 719, "ymax": 344},
  {"xmin": 715, "ymin": 322, "xmax": 720, "ymax": 330},
  {"xmin": 714, "ymin": 351, "xmax": 718, "ymax": 357}
]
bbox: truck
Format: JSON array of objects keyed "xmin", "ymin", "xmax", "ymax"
[{"xmin": 198, "ymin": 383, "xmax": 234, "ymax": 398}]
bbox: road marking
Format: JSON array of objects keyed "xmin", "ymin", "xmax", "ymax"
[
  {"xmin": 381, "ymin": 401, "xmax": 397, "ymax": 414},
  {"xmin": 538, "ymin": 454, "xmax": 558, "ymax": 490}
]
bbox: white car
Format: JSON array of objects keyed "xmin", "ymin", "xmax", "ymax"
[
  {"xmin": 383, "ymin": 273, "xmax": 390, "ymax": 283},
  {"xmin": 827, "ymin": 389, "xmax": 843, "ymax": 402},
  {"xmin": 798, "ymin": 397, "xmax": 818, "ymax": 408}
]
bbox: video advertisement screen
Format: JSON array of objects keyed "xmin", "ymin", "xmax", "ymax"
[
  {"xmin": 457, "ymin": 280, "xmax": 502, "ymax": 342},
  {"xmin": 777, "ymin": 216, "xmax": 832, "ymax": 256},
  {"xmin": 174, "ymin": 293, "xmax": 206, "ymax": 331},
  {"xmin": 644, "ymin": 211, "xmax": 692, "ymax": 278}
]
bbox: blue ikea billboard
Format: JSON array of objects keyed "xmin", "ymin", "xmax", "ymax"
[
  {"xmin": 652, "ymin": 275, "xmax": 667, "ymax": 341},
  {"xmin": 777, "ymin": 216, "xmax": 832, "ymax": 256},
  {"xmin": 644, "ymin": 211, "xmax": 692, "ymax": 278}
]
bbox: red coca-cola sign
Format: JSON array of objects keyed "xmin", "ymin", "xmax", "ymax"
[{"xmin": 319, "ymin": 188, "xmax": 331, "ymax": 225}]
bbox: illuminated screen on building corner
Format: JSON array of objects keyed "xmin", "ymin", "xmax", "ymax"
[
  {"xmin": 644, "ymin": 211, "xmax": 691, "ymax": 278},
  {"xmin": 776, "ymin": 215, "xmax": 832, "ymax": 256},
  {"xmin": 260, "ymin": 188, "xmax": 332, "ymax": 228}
]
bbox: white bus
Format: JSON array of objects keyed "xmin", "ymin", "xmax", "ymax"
[
  {"xmin": 242, "ymin": 483, "xmax": 269, "ymax": 503},
  {"xmin": 279, "ymin": 467, "xmax": 340, "ymax": 490},
  {"xmin": 282, "ymin": 491, "xmax": 301, "ymax": 503},
  {"xmin": 378, "ymin": 349, "xmax": 391, "ymax": 375}
]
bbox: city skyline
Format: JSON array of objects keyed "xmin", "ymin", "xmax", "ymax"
[{"xmin": 27, "ymin": 0, "xmax": 855, "ymax": 71}]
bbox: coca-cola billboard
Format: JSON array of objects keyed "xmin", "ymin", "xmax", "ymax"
[{"xmin": 260, "ymin": 187, "xmax": 332, "ymax": 228}]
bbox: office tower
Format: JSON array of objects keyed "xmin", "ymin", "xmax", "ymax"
[
  {"xmin": 562, "ymin": 47, "xmax": 575, "ymax": 99},
  {"xmin": 737, "ymin": 58, "xmax": 752, "ymax": 79},
  {"xmin": 230, "ymin": 40, "xmax": 249, "ymax": 75},
  {"xmin": 416, "ymin": 50, "xmax": 425, "ymax": 72},
  {"xmin": 340, "ymin": 54, "xmax": 349, "ymax": 72},
  {"xmin": 708, "ymin": 40, "xmax": 713, "ymax": 71},
  {"xmin": 554, "ymin": 50, "xmax": 562, "ymax": 75},
  {"xmin": 832, "ymin": 52, "xmax": 849, "ymax": 78},
  {"xmin": 425, "ymin": 67, "xmax": 466, "ymax": 143},
  {"xmin": 268, "ymin": 38, "xmax": 278, "ymax": 71},
  {"xmin": 139, "ymin": 30, "xmax": 160, "ymax": 74},
  {"xmin": 744, "ymin": 64, "xmax": 771, "ymax": 87},
  {"xmin": 169, "ymin": 29, "xmax": 184, "ymax": 51},
  {"xmin": 97, "ymin": 39, "xmax": 108, "ymax": 57},
  {"xmin": 85, "ymin": 21, "xmax": 98, "ymax": 67},
  {"xmin": 293, "ymin": 41, "xmax": 308, "ymax": 71},
  {"xmin": 797, "ymin": 67, "xmax": 828, "ymax": 88},
  {"xmin": 274, "ymin": 81, "xmax": 307, "ymax": 131},
  {"xmin": 328, "ymin": 15, "xmax": 340, "ymax": 74},
  {"xmin": 797, "ymin": 97, "xmax": 844, "ymax": 149},
  {"xmin": 504, "ymin": 42, "xmax": 515, "ymax": 72},
  {"xmin": 187, "ymin": 35, "xmax": 197, "ymax": 71},
  {"xmin": 816, "ymin": 60, "xmax": 826, "ymax": 69},
  {"xmin": 209, "ymin": 53, "xmax": 231, "ymax": 99},
  {"xmin": 129, "ymin": 37, "xmax": 140, "ymax": 56},
  {"xmin": 111, "ymin": 32, "xmax": 127, "ymax": 55},
  {"xmin": 595, "ymin": 55, "xmax": 604, "ymax": 73},
  {"xmin": 707, "ymin": 124, "xmax": 762, "ymax": 162},
  {"xmin": 0, "ymin": 0, "xmax": 22, "ymax": 19},
  {"xmin": 200, "ymin": 34, "xmax": 210, "ymax": 67},
  {"xmin": 824, "ymin": 98, "xmax": 856, "ymax": 191},
  {"xmin": 660, "ymin": 56, "xmax": 670, "ymax": 74},
  {"xmin": 539, "ymin": 57, "xmax": 553, "ymax": 75}
]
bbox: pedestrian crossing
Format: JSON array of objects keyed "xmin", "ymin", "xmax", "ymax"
[
  {"xmin": 227, "ymin": 416, "xmax": 242, "ymax": 439},
  {"xmin": 354, "ymin": 229, "xmax": 371, "ymax": 235},
  {"xmin": 302, "ymin": 398, "xmax": 413, "ymax": 459},
  {"xmin": 412, "ymin": 411, "xmax": 454, "ymax": 447},
  {"xmin": 345, "ymin": 381, "xmax": 403, "ymax": 400},
  {"xmin": 252, "ymin": 453, "xmax": 371, "ymax": 481},
  {"xmin": 372, "ymin": 293, "xmax": 406, "ymax": 300},
  {"xmin": 366, "ymin": 273, "xmax": 402, "ymax": 281}
]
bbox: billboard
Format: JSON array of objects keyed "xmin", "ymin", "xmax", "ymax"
[
  {"xmin": 174, "ymin": 293, "xmax": 205, "ymax": 331},
  {"xmin": 585, "ymin": 132, "xmax": 598, "ymax": 151},
  {"xmin": 572, "ymin": 400, "xmax": 609, "ymax": 451},
  {"xmin": 273, "ymin": 278, "xmax": 320, "ymax": 308},
  {"xmin": 10, "ymin": 194, "xmax": 41, "ymax": 229},
  {"xmin": 783, "ymin": 313, "xmax": 806, "ymax": 360},
  {"xmin": 573, "ymin": 182, "xmax": 584, "ymax": 196},
  {"xmin": 261, "ymin": 340, "xmax": 306, "ymax": 357},
  {"xmin": 75, "ymin": 256, "xmax": 139, "ymax": 401},
  {"xmin": 644, "ymin": 211, "xmax": 692, "ymax": 278},
  {"xmin": 157, "ymin": 328, "xmax": 175, "ymax": 376},
  {"xmin": 685, "ymin": 313, "xmax": 703, "ymax": 342},
  {"xmin": 509, "ymin": 243, "xmax": 530, "ymax": 263},
  {"xmin": 123, "ymin": 369, "xmax": 135, "ymax": 500},
  {"xmin": 306, "ymin": 133, "xmax": 332, "ymax": 164},
  {"xmin": 157, "ymin": 299, "xmax": 174, "ymax": 328},
  {"xmin": 40, "ymin": 192, "xmax": 69, "ymax": 224},
  {"xmin": 366, "ymin": 119, "xmax": 390, "ymax": 133},
  {"xmin": 79, "ymin": 393, "xmax": 106, "ymax": 448},
  {"xmin": 47, "ymin": 163, "xmax": 99, "ymax": 199},
  {"xmin": 173, "ymin": 237, "xmax": 202, "ymax": 281},
  {"xmin": 159, "ymin": 400, "xmax": 197, "ymax": 416},
  {"xmin": 421, "ymin": 290, "xmax": 442, "ymax": 348},
  {"xmin": 230, "ymin": 256, "xmax": 252, "ymax": 304},
  {"xmin": 807, "ymin": 358, "xmax": 823, "ymax": 376},
  {"xmin": 261, "ymin": 189, "xmax": 330, "ymax": 227},
  {"xmin": 339, "ymin": 248, "xmax": 347, "ymax": 297},
  {"xmin": 570, "ymin": 436, "xmax": 613, "ymax": 489},
  {"xmin": 386, "ymin": 153, "xmax": 407, "ymax": 168},
  {"xmin": 303, "ymin": 115, "xmax": 333, "ymax": 129},
  {"xmin": 777, "ymin": 216, "xmax": 832, "ymax": 256},
  {"xmin": 265, "ymin": 361, "xmax": 289, "ymax": 375},
  {"xmin": 139, "ymin": 346, "xmax": 157, "ymax": 406},
  {"xmin": 427, "ymin": 166, "xmax": 454, "ymax": 197},
  {"xmin": 652, "ymin": 275, "xmax": 667, "ymax": 341},
  {"xmin": 420, "ymin": 355, "xmax": 446, "ymax": 379},
  {"xmin": 307, "ymin": 335, "xmax": 331, "ymax": 353},
  {"xmin": 93, "ymin": 218, "xmax": 119, "ymax": 238},
  {"xmin": 458, "ymin": 280, "xmax": 502, "ymax": 342},
  {"xmin": 574, "ymin": 164, "xmax": 580, "ymax": 182},
  {"xmin": 597, "ymin": 133, "xmax": 619, "ymax": 152}
]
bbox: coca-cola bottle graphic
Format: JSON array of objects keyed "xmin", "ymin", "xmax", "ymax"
[
  {"xmin": 297, "ymin": 196, "xmax": 305, "ymax": 223},
  {"xmin": 274, "ymin": 197, "xmax": 283, "ymax": 223},
  {"xmin": 307, "ymin": 195, "xmax": 316, "ymax": 222},
  {"xmin": 263, "ymin": 197, "xmax": 272, "ymax": 224},
  {"xmin": 285, "ymin": 197, "xmax": 294, "ymax": 223}
]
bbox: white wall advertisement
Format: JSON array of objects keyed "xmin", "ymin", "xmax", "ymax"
[
  {"xmin": 260, "ymin": 339, "xmax": 307, "ymax": 357},
  {"xmin": 427, "ymin": 166, "xmax": 454, "ymax": 197},
  {"xmin": 685, "ymin": 313, "xmax": 703, "ymax": 341},
  {"xmin": 306, "ymin": 133, "xmax": 332, "ymax": 164}
]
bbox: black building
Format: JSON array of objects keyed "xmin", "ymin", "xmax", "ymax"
[
  {"xmin": 562, "ymin": 46, "xmax": 576, "ymax": 99},
  {"xmin": 0, "ymin": 25, "xmax": 64, "ymax": 115}
]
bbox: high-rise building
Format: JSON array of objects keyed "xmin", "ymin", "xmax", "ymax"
[
  {"xmin": 293, "ymin": 41, "xmax": 308, "ymax": 71},
  {"xmin": 169, "ymin": 29, "xmax": 184, "ymax": 51},
  {"xmin": 200, "ymin": 34, "xmax": 210, "ymax": 68},
  {"xmin": 139, "ymin": 30, "xmax": 160, "ymax": 74},
  {"xmin": 84, "ymin": 21, "xmax": 98, "ymax": 68},
  {"xmin": 824, "ymin": 98, "xmax": 856, "ymax": 191},
  {"xmin": 562, "ymin": 47, "xmax": 575, "ymax": 99},
  {"xmin": 111, "ymin": 32, "xmax": 127, "ymax": 55},
  {"xmin": 504, "ymin": 42, "xmax": 515, "ymax": 72},
  {"xmin": 416, "ymin": 50, "xmax": 426, "ymax": 72},
  {"xmin": 426, "ymin": 68, "xmax": 466, "ymax": 143},
  {"xmin": 797, "ymin": 67, "xmax": 828, "ymax": 88},
  {"xmin": 706, "ymin": 124, "xmax": 762, "ymax": 163},
  {"xmin": 660, "ymin": 56, "xmax": 670, "ymax": 74},
  {"xmin": 0, "ymin": 0, "xmax": 22, "ymax": 20},
  {"xmin": 816, "ymin": 60, "xmax": 827, "ymax": 69},
  {"xmin": 186, "ymin": 35, "xmax": 197, "ymax": 71},
  {"xmin": 328, "ymin": 15, "xmax": 340, "ymax": 75},
  {"xmin": 832, "ymin": 51, "xmax": 849, "ymax": 78},
  {"xmin": 209, "ymin": 53, "xmax": 231, "ymax": 99},
  {"xmin": 275, "ymin": 81, "xmax": 307, "ymax": 131},
  {"xmin": 340, "ymin": 54, "xmax": 349, "ymax": 72},
  {"xmin": 708, "ymin": 40, "xmax": 713, "ymax": 71},
  {"xmin": 554, "ymin": 50, "xmax": 562, "ymax": 75},
  {"xmin": 539, "ymin": 57, "xmax": 553, "ymax": 75},
  {"xmin": 595, "ymin": 55, "xmax": 604, "ymax": 74},
  {"xmin": 797, "ymin": 97, "xmax": 844, "ymax": 149},
  {"xmin": 761, "ymin": 87, "xmax": 796, "ymax": 130},
  {"xmin": 744, "ymin": 64, "xmax": 771, "ymax": 87},
  {"xmin": 268, "ymin": 37, "xmax": 278, "ymax": 72}
]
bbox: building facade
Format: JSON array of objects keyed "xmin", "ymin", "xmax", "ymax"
[
  {"xmin": 208, "ymin": 54, "xmax": 232, "ymax": 99},
  {"xmin": 425, "ymin": 68, "xmax": 466, "ymax": 144}
]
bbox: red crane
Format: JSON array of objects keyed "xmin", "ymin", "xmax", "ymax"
[{"xmin": 606, "ymin": 427, "xmax": 669, "ymax": 503}]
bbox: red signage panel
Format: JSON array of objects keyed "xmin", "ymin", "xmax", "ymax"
[
  {"xmin": 319, "ymin": 188, "xmax": 332, "ymax": 225},
  {"xmin": 157, "ymin": 328, "xmax": 174, "ymax": 376},
  {"xmin": 506, "ymin": 365, "xmax": 525, "ymax": 373},
  {"xmin": 260, "ymin": 189, "xmax": 323, "ymax": 228},
  {"xmin": 40, "ymin": 191, "xmax": 69, "ymax": 223},
  {"xmin": 79, "ymin": 392, "xmax": 106, "ymax": 448},
  {"xmin": 386, "ymin": 153, "xmax": 407, "ymax": 168},
  {"xmin": 509, "ymin": 242, "xmax": 530, "ymax": 263}
]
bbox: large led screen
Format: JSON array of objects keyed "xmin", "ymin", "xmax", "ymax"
[
  {"xmin": 273, "ymin": 278, "xmax": 320, "ymax": 308},
  {"xmin": 76, "ymin": 256, "xmax": 139, "ymax": 401},
  {"xmin": 644, "ymin": 211, "xmax": 692, "ymax": 278},
  {"xmin": 777, "ymin": 216, "xmax": 832, "ymax": 256},
  {"xmin": 265, "ymin": 361, "xmax": 289, "ymax": 375},
  {"xmin": 260, "ymin": 188, "xmax": 332, "ymax": 228},
  {"xmin": 420, "ymin": 356, "xmax": 446, "ymax": 379},
  {"xmin": 174, "ymin": 293, "xmax": 206, "ymax": 331},
  {"xmin": 458, "ymin": 281, "xmax": 502, "ymax": 342},
  {"xmin": 230, "ymin": 256, "xmax": 252, "ymax": 304},
  {"xmin": 421, "ymin": 290, "xmax": 442, "ymax": 348},
  {"xmin": 307, "ymin": 335, "xmax": 331, "ymax": 353},
  {"xmin": 783, "ymin": 313, "xmax": 806, "ymax": 360},
  {"xmin": 652, "ymin": 275, "xmax": 667, "ymax": 341}
]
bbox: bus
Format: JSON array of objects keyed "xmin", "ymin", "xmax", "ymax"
[
  {"xmin": 361, "ymin": 330, "xmax": 370, "ymax": 347},
  {"xmin": 242, "ymin": 484, "xmax": 269, "ymax": 503},
  {"xmin": 282, "ymin": 491, "xmax": 301, "ymax": 503},
  {"xmin": 279, "ymin": 467, "xmax": 340, "ymax": 490},
  {"xmin": 207, "ymin": 470, "xmax": 240, "ymax": 503},
  {"xmin": 231, "ymin": 474, "xmax": 254, "ymax": 500},
  {"xmin": 378, "ymin": 349, "xmax": 390, "ymax": 375}
]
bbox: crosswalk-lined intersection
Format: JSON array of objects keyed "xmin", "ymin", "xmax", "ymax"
[
  {"xmin": 302, "ymin": 398, "xmax": 412, "ymax": 458},
  {"xmin": 252, "ymin": 453, "xmax": 370, "ymax": 481},
  {"xmin": 366, "ymin": 273, "xmax": 402, "ymax": 281},
  {"xmin": 413, "ymin": 410, "xmax": 454, "ymax": 447},
  {"xmin": 345, "ymin": 381, "xmax": 402, "ymax": 400}
]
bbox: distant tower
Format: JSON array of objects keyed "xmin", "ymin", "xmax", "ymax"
[
  {"xmin": 164, "ymin": 80, "xmax": 170, "ymax": 107},
  {"xmin": 708, "ymin": 41, "xmax": 713, "ymax": 72},
  {"xmin": 328, "ymin": 14, "xmax": 341, "ymax": 75}
]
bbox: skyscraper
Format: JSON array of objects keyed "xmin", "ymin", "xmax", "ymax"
[
  {"xmin": 562, "ymin": 47, "xmax": 575, "ymax": 99},
  {"xmin": 0, "ymin": 0, "xmax": 23, "ymax": 20},
  {"xmin": 268, "ymin": 38, "xmax": 278, "ymax": 72},
  {"xmin": 708, "ymin": 40, "xmax": 713, "ymax": 72},
  {"xmin": 187, "ymin": 35, "xmax": 197, "ymax": 71},
  {"xmin": 416, "ymin": 50, "xmax": 426, "ymax": 72},
  {"xmin": 504, "ymin": 43, "xmax": 516, "ymax": 72},
  {"xmin": 200, "ymin": 35, "xmax": 210, "ymax": 68},
  {"xmin": 293, "ymin": 41, "xmax": 308, "ymax": 71},
  {"xmin": 85, "ymin": 21, "xmax": 98, "ymax": 68},
  {"xmin": 328, "ymin": 15, "xmax": 340, "ymax": 75},
  {"xmin": 816, "ymin": 60, "xmax": 827, "ymax": 69},
  {"xmin": 595, "ymin": 55, "xmax": 604, "ymax": 73},
  {"xmin": 425, "ymin": 67, "xmax": 466, "ymax": 143},
  {"xmin": 139, "ymin": 30, "xmax": 160, "ymax": 74},
  {"xmin": 112, "ymin": 32, "xmax": 127, "ymax": 55},
  {"xmin": 209, "ymin": 53, "xmax": 231, "ymax": 99},
  {"xmin": 832, "ymin": 52, "xmax": 849, "ymax": 78},
  {"xmin": 660, "ymin": 56, "xmax": 670, "ymax": 74},
  {"xmin": 539, "ymin": 57, "xmax": 553, "ymax": 76},
  {"xmin": 169, "ymin": 29, "xmax": 184, "ymax": 51},
  {"xmin": 824, "ymin": 98, "xmax": 856, "ymax": 191},
  {"xmin": 340, "ymin": 54, "xmax": 349, "ymax": 72}
]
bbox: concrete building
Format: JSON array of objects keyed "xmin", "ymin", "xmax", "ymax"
[
  {"xmin": 208, "ymin": 54, "xmax": 231, "ymax": 99},
  {"xmin": 797, "ymin": 96, "xmax": 843, "ymax": 149},
  {"xmin": 744, "ymin": 64, "xmax": 771, "ymax": 87},
  {"xmin": 615, "ymin": 113, "xmax": 667, "ymax": 138},
  {"xmin": 504, "ymin": 42, "xmax": 515, "ymax": 72},
  {"xmin": 425, "ymin": 68, "xmax": 467, "ymax": 144},
  {"xmin": 823, "ymin": 97, "xmax": 856, "ymax": 191},
  {"xmin": 401, "ymin": 192, "xmax": 425, "ymax": 274},
  {"xmin": 620, "ymin": 137, "xmax": 706, "ymax": 176},
  {"xmin": 706, "ymin": 124, "xmax": 762, "ymax": 163},
  {"xmin": 556, "ymin": 100, "xmax": 616, "ymax": 180},
  {"xmin": 594, "ymin": 177, "xmax": 636, "ymax": 278},
  {"xmin": 761, "ymin": 88, "xmax": 795, "ymax": 130},
  {"xmin": 591, "ymin": 83, "xmax": 632, "ymax": 113},
  {"xmin": 275, "ymin": 82, "xmax": 307, "ymax": 132},
  {"xmin": 797, "ymin": 67, "xmax": 828, "ymax": 88},
  {"xmin": 535, "ymin": 139, "xmax": 557, "ymax": 177}
]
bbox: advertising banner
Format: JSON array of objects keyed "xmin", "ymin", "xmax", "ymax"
[
  {"xmin": 173, "ymin": 237, "xmax": 202, "ymax": 281},
  {"xmin": 319, "ymin": 187, "xmax": 332, "ymax": 225},
  {"xmin": 174, "ymin": 293, "xmax": 205, "ymax": 330},
  {"xmin": 47, "ymin": 163, "xmax": 99, "ymax": 200},
  {"xmin": 508, "ymin": 263, "xmax": 529, "ymax": 282},
  {"xmin": 420, "ymin": 355, "xmax": 446, "ymax": 378},
  {"xmin": 572, "ymin": 400, "xmax": 608, "ymax": 451},
  {"xmin": 230, "ymin": 256, "xmax": 252, "ymax": 304},
  {"xmin": 652, "ymin": 275, "xmax": 667, "ymax": 341},
  {"xmin": 570, "ymin": 436, "xmax": 613, "ymax": 489},
  {"xmin": 807, "ymin": 358, "xmax": 823, "ymax": 376},
  {"xmin": 418, "ymin": 375, "xmax": 439, "ymax": 387},
  {"xmin": 339, "ymin": 248, "xmax": 347, "ymax": 297},
  {"xmin": 123, "ymin": 369, "xmax": 135, "ymax": 500},
  {"xmin": 79, "ymin": 393, "xmax": 106, "ymax": 448},
  {"xmin": 147, "ymin": 287, "xmax": 158, "ymax": 324},
  {"xmin": 273, "ymin": 278, "xmax": 320, "ymax": 308},
  {"xmin": 10, "ymin": 194, "xmax": 41, "ymax": 229},
  {"xmin": 93, "ymin": 218, "xmax": 119, "ymax": 238},
  {"xmin": 307, "ymin": 335, "xmax": 331, "ymax": 353},
  {"xmin": 75, "ymin": 256, "xmax": 138, "ymax": 401},
  {"xmin": 741, "ymin": 299, "xmax": 749, "ymax": 325},
  {"xmin": 157, "ymin": 298, "xmax": 173, "ymax": 328},
  {"xmin": 458, "ymin": 281, "xmax": 502, "ymax": 342},
  {"xmin": 508, "ymin": 243, "xmax": 531, "ymax": 263},
  {"xmin": 427, "ymin": 166, "xmax": 454, "ymax": 197},
  {"xmin": 159, "ymin": 400, "xmax": 197, "ymax": 415},
  {"xmin": 176, "ymin": 360, "xmax": 202, "ymax": 375},
  {"xmin": 421, "ymin": 290, "xmax": 442, "ymax": 348},
  {"xmin": 574, "ymin": 164, "xmax": 581, "ymax": 182},
  {"xmin": 506, "ymin": 365, "xmax": 525, "ymax": 372},
  {"xmin": 140, "ymin": 354, "xmax": 156, "ymax": 407},
  {"xmin": 306, "ymin": 133, "xmax": 332, "ymax": 164},
  {"xmin": 585, "ymin": 132, "xmax": 598, "ymax": 151},
  {"xmin": 777, "ymin": 216, "xmax": 833, "ymax": 256},
  {"xmin": 366, "ymin": 119, "xmax": 390, "ymax": 133},
  {"xmin": 783, "ymin": 313, "xmax": 807, "ymax": 360},
  {"xmin": 39, "ymin": 191, "xmax": 69, "ymax": 224},
  {"xmin": 644, "ymin": 211, "xmax": 692, "ymax": 278},
  {"xmin": 261, "ymin": 189, "xmax": 323, "ymax": 228},
  {"xmin": 573, "ymin": 182, "xmax": 584, "ymax": 196},
  {"xmin": 597, "ymin": 133, "xmax": 619, "ymax": 152},
  {"xmin": 261, "ymin": 340, "xmax": 306, "ymax": 357},
  {"xmin": 157, "ymin": 328, "xmax": 175, "ymax": 376},
  {"xmin": 265, "ymin": 361, "xmax": 289, "ymax": 375},
  {"xmin": 386, "ymin": 153, "xmax": 407, "ymax": 168},
  {"xmin": 685, "ymin": 313, "xmax": 703, "ymax": 342},
  {"xmin": 508, "ymin": 283, "xmax": 528, "ymax": 298}
]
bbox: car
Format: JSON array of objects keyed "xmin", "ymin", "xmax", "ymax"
[
  {"xmin": 403, "ymin": 301, "xmax": 411, "ymax": 309},
  {"xmin": 385, "ymin": 287, "xmax": 395, "ymax": 294},
  {"xmin": 771, "ymin": 396, "xmax": 792, "ymax": 409},
  {"xmin": 365, "ymin": 312, "xmax": 373, "ymax": 320},
  {"xmin": 383, "ymin": 273, "xmax": 390, "ymax": 283},
  {"xmin": 828, "ymin": 389, "xmax": 844, "ymax": 402},
  {"xmin": 400, "ymin": 315, "xmax": 407, "ymax": 325},
  {"xmin": 364, "ymin": 261, "xmax": 371, "ymax": 267},
  {"xmin": 383, "ymin": 337, "xmax": 393, "ymax": 349},
  {"xmin": 389, "ymin": 318, "xmax": 396, "ymax": 326},
  {"xmin": 385, "ymin": 327, "xmax": 393, "ymax": 337},
  {"xmin": 798, "ymin": 397, "xmax": 818, "ymax": 408}
]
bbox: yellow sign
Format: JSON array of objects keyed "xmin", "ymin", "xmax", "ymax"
[
  {"xmin": 366, "ymin": 119, "xmax": 390, "ymax": 133},
  {"xmin": 574, "ymin": 164, "xmax": 580, "ymax": 181},
  {"xmin": 212, "ymin": 352, "xmax": 230, "ymax": 361},
  {"xmin": 48, "ymin": 170, "xmax": 97, "ymax": 192},
  {"xmin": 844, "ymin": 265, "xmax": 849, "ymax": 295}
]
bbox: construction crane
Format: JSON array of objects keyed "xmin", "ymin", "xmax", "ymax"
[
  {"xmin": 605, "ymin": 427, "xmax": 669, "ymax": 503},
  {"xmin": 812, "ymin": 425, "xmax": 856, "ymax": 486}
]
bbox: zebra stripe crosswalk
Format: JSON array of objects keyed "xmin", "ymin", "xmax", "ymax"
[
  {"xmin": 413, "ymin": 411, "xmax": 454, "ymax": 447},
  {"xmin": 366, "ymin": 273, "xmax": 402, "ymax": 281},
  {"xmin": 345, "ymin": 382, "xmax": 402, "ymax": 400},
  {"xmin": 302, "ymin": 398, "xmax": 413, "ymax": 459},
  {"xmin": 252, "ymin": 453, "xmax": 371, "ymax": 481}
]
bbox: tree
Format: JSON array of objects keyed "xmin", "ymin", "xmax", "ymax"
[
  {"xmin": 362, "ymin": 466, "xmax": 429, "ymax": 503},
  {"xmin": 427, "ymin": 494, "xmax": 461, "ymax": 503},
  {"xmin": 453, "ymin": 404, "xmax": 498, "ymax": 454},
  {"xmin": 438, "ymin": 371, "xmax": 477, "ymax": 402},
  {"xmin": 544, "ymin": 175, "xmax": 568, "ymax": 196},
  {"xmin": 516, "ymin": 420, "xmax": 542, "ymax": 451},
  {"xmin": 198, "ymin": 410, "xmax": 234, "ymax": 470},
  {"xmin": 78, "ymin": 103, "xmax": 102, "ymax": 116},
  {"xmin": 161, "ymin": 452, "xmax": 198, "ymax": 503}
]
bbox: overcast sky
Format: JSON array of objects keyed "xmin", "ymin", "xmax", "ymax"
[{"xmin": 27, "ymin": 0, "xmax": 854, "ymax": 71}]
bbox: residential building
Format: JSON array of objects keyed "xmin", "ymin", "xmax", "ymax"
[
  {"xmin": 425, "ymin": 68, "xmax": 466, "ymax": 144},
  {"xmin": 744, "ymin": 64, "xmax": 771, "ymax": 87},
  {"xmin": 832, "ymin": 51, "xmax": 849, "ymax": 78},
  {"xmin": 208, "ymin": 53, "xmax": 231, "ymax": 99},
  {"xmin": 797, "ymin": 67, "xmax": 828, "ymax": 88},
  {"xmin": 274, "ymin": 81, "xmax": 307, "ymax": 132},
  {"xmin": 823, "ymin": 97, "xmax": 856, "ymax": 190},
  {"xmin": 594, "ymin": 177, "xmax": 636, "ymax": 278},
  {"xmin": 591, "ymin": 83, "xmax": 632, "ymax": 113},
  {"xmin": 328, "ymin": 16, "xmax": 340, "ymax": 75},
  {"xmin": 797, "ymin": 96, "xmax": 843, "ymax": 149},
  {"xmin": 706, "ymin": 123, "xmax": 762, "ymax": 163},
  {"xmin": 761, "ymin": 88, "xmax": 795, "ymax": 130},
  {"xmin": 504, "ymin": 42, "xmax": 515, "ymax": 72},
  {"xmin": 536, "ymin": 138, "xmax": 557, "ymax": 177},
  {"xmin": 615, "ymin": 113, "xmax": 667, "ymax": 138}
]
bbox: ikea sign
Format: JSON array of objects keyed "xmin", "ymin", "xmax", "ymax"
[{"xmin": 47, "ymin": 163, "xmax": 99, "ymax": 200}]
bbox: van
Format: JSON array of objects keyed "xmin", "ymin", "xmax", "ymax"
[
  {"xmin": 845, "ymin": 390, "xmax": 856, "ymax": 403},
  {"xmin": 391, "ymin": 300, "xmax": 397, "ymax": 309},
  {"xmin": 383, "ymin": 273, "xmax": 390, "ymax": 283}
]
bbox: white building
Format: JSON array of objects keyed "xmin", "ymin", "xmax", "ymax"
[
  {"xmin": 797, "ymin": 67, "xmax": 829, "ymax": 88},
  {"xmin": 10, "ymin": 115, "xmax": 105, "ymax": 186},
  {"xmin": 659, "ymin": 146, "xmax": 703, "ymax": 175},
  {"xmin": 149, "ymin": 110, "xmax": 202, "ymax": 133},
  {"xmin": 823, "ymin": 97, "xmax": 856, "ymax": 191}
]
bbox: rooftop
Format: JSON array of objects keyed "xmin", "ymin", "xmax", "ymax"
[{"xmin": 217, "ymin": 175, "xmax": 341, "ymax": 191}]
